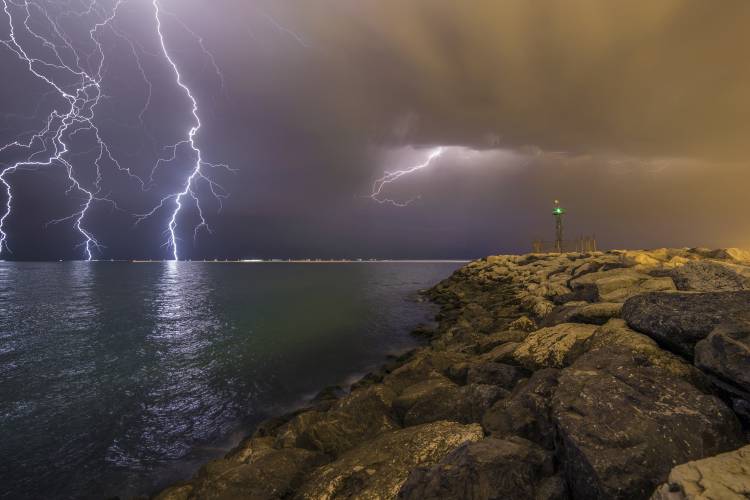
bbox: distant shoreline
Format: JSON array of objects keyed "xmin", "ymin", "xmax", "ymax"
[{"xmin": 0, "ymin": 259, "xmax": 472, "ymax": 264}]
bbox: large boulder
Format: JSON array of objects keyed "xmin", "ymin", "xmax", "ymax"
[
  {"xmin": 586, "ymin": 319, "xmax": 707, "ymax": 388},
  {"xmin": 393, "ymin": 376, "xmax": 507, "ymax": 426},
  {"xmin": 482, "ymin": 369, "xmax": 560, "ymax": 449},
  {"xmin": 553, "ymin": 346, "xmax": 744, "ymax": 500},
  {"xmin": 205, "ymin": 449, "xmax": 326, "ymax": 500},
  {"xmin": 383, "ymin": 350, "xmax": 469, "ymax": 394},
  {"xmin": 275, "ymin": 385, "xmax": 399, "ymax": 456},
  {"xmin": 570, "ymin": 268, "xmax": 676, "ymax": 302},
  {"xmin": 397, "ymin": 436, "xmax": 557, "ymax": 500},
  {"xmin": 695, "ymin": 323, "xmax": 750, "ymax": 393},
  {"xmin": 513, "ymin": 323, "xmax": 598, "ymax": 370},
  {"xmin": 651, "ymin": 445, "xmax": 750, "ymax": 500},
  {"xmin": 708, "ymin": 248, "xmax": 750, "ymax": 263},
  {"xmin": 156, "ymin": 445, "xmax": 328, "ymax": 500},
  {"xmin": 622, "ymin": 291, "xmax": 750, "ymax": 359},
  {"xmin": 293, "ymin": 421, "xmax": 484, "ymax": 500},
  {"xmin": 669, "ymin": 261, "xmax": 750, "ymax": 292}
]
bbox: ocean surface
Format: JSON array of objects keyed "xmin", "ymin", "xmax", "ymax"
[{"xmin": 0, "ymin": 261, "xmax": 464, "ymax": 500}]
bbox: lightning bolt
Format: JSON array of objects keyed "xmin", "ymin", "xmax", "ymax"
[
  {"xmin": 134, "ymin": 0, "xmax": 231, "ymax": 261},
  {"xmin": 0, "ymin": 0, "xmax": 230, "ymax": 261},
  {"xmin": 0, "ymin": 0, "xmax": 125, "ymax": 259},
  {"xmin": 368, "ymin": 147, "xmax": 444, "ymax": 207}
]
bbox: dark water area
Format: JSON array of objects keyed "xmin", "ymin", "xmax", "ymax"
[{"xmin": 0, "ymin": 261, "xmax": 463, "ymax": 500}]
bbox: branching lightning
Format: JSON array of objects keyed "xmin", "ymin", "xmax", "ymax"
[
  {"xmin": 0, "ymin": 0, "xmax": 131, "ymax": 259},
  {"xmin": 133, "ymin": 0, "xmax": 231, "ymax": 261},
  {"xmin": 368, "ymin": 147, "xmax": 444, "ymax": 207},
  {"xmin": 0, "ymin": 0, "xmax": 230, "ymax": 260}
]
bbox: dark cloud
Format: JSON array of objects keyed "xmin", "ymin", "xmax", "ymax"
[{"xmin": 1, "ymin": 0, "xmax": 749, "ymax": 260}]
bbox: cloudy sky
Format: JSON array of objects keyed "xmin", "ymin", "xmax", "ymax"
[{"xmin": 1, "ymin": 0, "xmax": 749, "ymax": 260}]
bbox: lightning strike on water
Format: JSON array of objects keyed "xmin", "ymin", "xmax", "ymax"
[
  {"xmin": 134, "ymin": 0, "xmax": 231, "ymax": 261},
  {"xmin": 0, "ymin": 0, "xmax": 133, "ymax": 259},
  {"xmin": 0, "ymin": 0, "xmax": 230, "ymax": 260},
  {"xmin": 368, "ymin": 147, "xmax": 444, "ymax": 207}
]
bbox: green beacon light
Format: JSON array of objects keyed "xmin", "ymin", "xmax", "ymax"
[
  {"xmin": 553, "ymin": 200, "xmax": 565, "ymax": 253},
  {"xmin": 553, "ymin": 200, "xmax": 565, "ymax": 215}
]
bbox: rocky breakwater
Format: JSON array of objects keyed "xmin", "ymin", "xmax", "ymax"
[{"xmin": 155, "ymin": 247, "xmax": 750, "ymax": 500}]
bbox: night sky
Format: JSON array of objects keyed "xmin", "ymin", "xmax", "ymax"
[{"xmin": 1, "ymin": 0, "xmax": 749, "ymax": 261}]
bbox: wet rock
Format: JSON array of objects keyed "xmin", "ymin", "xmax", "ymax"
[
  {"xmin": 397, "ymin": 436, "xmax": 555, "ymax": 500},
  {"xmin": 553, "ymin": 346, "xmax": 744, "ymax": 500},
  {"xmin": 622, "ymin": 291, "xmax": 750, "ymax": 359},
  {"xmin": 669, "ymin": 261, "xmax": 750, "ymax": 292},
  {"xmin": 651, "ymin": 445, "xmax": 750, "ymax": 500},
  {"xmin": 542, "ymin": 302, "xmax": 623, "ymax": 326},
  {"xmin": 308, "ymin": 385, "xmax": 347, "ymax": 410},
  {"xmin": 350, "ymin": 371, "xmax": 384, "ymax": 390},
  {"xmin": 411, "ymin": 324, "xmax": 438, "ymax": 339},
  {"xmin": 275, "ymin": 385, "xmax": 399, "ymax": 456},
  {"xmin": 513, "ymin": 323, "xmax": 598, "ymax": 370},
  {"xmin": 293, "ymin": 421, "xmax": 484, "ymax": 500},
  {"xmin": 695, "ymin": 323, "xmax": 750, "ymax": 392},
  {"xmin": 570, "ymin": 268, "xmax": 676, "ymax": 302},
  {"xmin": 482, "ymin": 368, "xmax": 560, "ymax": 449},
  {"xmin": 225, "ymin": 436, "xmax": 276, "ymax": 463}
]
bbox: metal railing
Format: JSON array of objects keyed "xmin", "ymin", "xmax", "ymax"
[{"xmin": 531, "ymin": 236, "xmax": 598, "ymax": 253}]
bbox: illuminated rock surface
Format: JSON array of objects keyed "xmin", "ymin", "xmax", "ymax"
[{"xmin": 156, "ymin": 248, "xmax": 750, "ymax": 500}]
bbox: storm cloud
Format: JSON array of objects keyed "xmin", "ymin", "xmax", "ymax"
[{"xmin": 1, "ymin": 0, "xmax": 749, "ymax": 259}]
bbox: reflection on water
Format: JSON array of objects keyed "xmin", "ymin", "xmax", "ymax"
[{"xmin": 0, "ymin": 261, "xmax": 462, "ymax": 500}]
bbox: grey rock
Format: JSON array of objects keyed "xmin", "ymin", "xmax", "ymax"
[
  {"xmin": 553, "ymin": 346, "xmax": 744, "ymax": 500},
  {"xmin": 695, "ymin": 323, "xmax": 750, "ymax": 392},
  {"xmin": 466, "ymin": 362, "xmax": 524, "ymax": 389},
  {"xmin": 670, "ymin": 261, "xmax": 750, "ymax": 292},
  {"xmin": 397, "ymin": 437, "xmax": 555, "ymax": 500},
  {"xmin": 586, "ymin": 319, "xmax": 707, "ymax": 389},
  {"xmin": 622, "ymin": 291, "xmax": 750, "ymax": 359},
  {"xmin": 482, "ymin": 368, "xmax": 560, "ymax": 449}
]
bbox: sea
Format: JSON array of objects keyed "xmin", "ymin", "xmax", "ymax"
[{"xmin": 0, "ymin": 261, "xmax": 463, "ymax": 499}]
